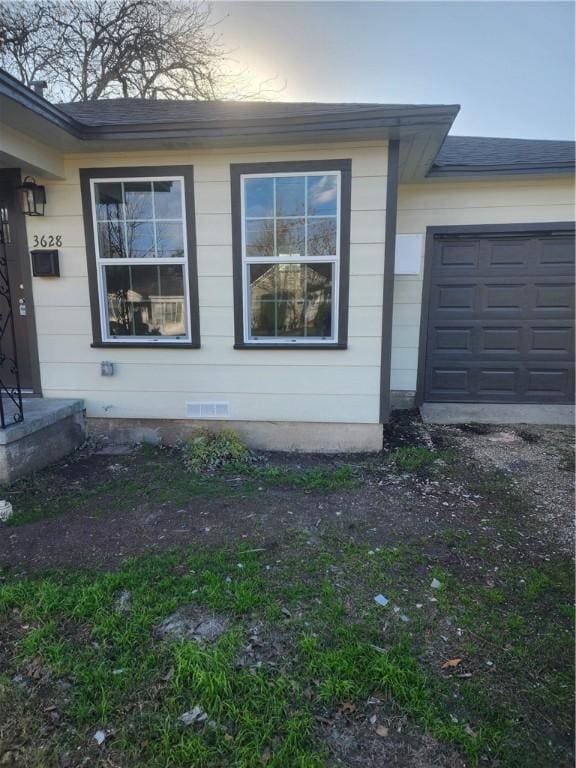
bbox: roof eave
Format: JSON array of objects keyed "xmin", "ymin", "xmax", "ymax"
[
  {"xmin": 0, "ymin": 70, "xmax": 84, "ymax": 137},
  {"xmin": 428, "ymin": 162, "xmax": 575, "ymax": 178}
]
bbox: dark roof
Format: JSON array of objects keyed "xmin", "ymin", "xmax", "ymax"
[
  {"xmin": 58, "ymin": 100, "xmax": 576, "ymax": 177},
  {"xmin": 59, "ymin": 98, "xmax": 402, "ymax": 126},
  {"xmin": 431, "ymin": 135, "xmax": 575, "ymax": 176},
  {"xmin": 0, "ymin": 68, "xmax": 573, "ymax": 178}
]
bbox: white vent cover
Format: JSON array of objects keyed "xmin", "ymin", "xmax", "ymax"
[{"xmin": 185, "ymin": 401, "xmax": 230, "ymax": 419}]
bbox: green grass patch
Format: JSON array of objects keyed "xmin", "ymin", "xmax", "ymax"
[
  {"xmin": 390, "ymin": 445, "xmax": 447, "ymax": 471},
  {"xmin": 1, "ymin": 539, "xmax": 572, "ymax": 767}
]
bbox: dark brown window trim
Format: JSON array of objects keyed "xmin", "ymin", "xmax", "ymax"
[
  {"xmin": 79, "ymin": 165, "xmax": 200, "ymax": 348},
  {"xmin": 379, "ymin": 140, "xmax": 400, "ymax": 423},
  {"xmin": 91, "ymin": 342, "xmax": 200, "ymax": 350},
  {"xmin": 230, "ymin": 158, "xmax": 352, "ymax": 349},
  {"xmin": 233, "ymin": 342, "xmax": 347, "ymax": 350}
]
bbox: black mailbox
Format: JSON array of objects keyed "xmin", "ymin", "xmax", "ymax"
[{"xmin": 31, "ymin": 249, "xmax": 60, "ymax": 277}]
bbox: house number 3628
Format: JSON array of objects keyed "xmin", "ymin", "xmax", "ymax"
[{"xmin": 32, "ymin": 234, "xmax": 62, "ymax": 247}]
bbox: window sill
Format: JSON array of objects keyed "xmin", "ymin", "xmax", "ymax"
[
  {"xmin": 91, "ymin": 342, "xmax": 200, "ymax": 349},
  {"xmin": 234, "ymin": 342, "xmax": 347, "ymax": 350}
]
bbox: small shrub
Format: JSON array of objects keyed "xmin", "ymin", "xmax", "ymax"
[
  {"xmin": 391, "ymin": 445, "xmax": 440, "ymax": 471},
  {"xmin": 182, "ymin": 429, "xmax": 252, "ymax": 473}
]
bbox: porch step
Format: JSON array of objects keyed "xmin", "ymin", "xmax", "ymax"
[{"xmin": 0, "ymin": 398, "xmax": 86, "ymax": 483}]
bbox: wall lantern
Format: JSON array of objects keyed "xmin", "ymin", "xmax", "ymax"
[{"xmin": 18, "ymin": 176, "xmax": 46, "ymax": 216}]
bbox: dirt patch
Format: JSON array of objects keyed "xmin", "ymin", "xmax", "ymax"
[
  {"xmin": 1, "ymin": 414, "xmax": 572, "ymax": 573},
  {"xmin": 0, "ymin": 475, "xmax": 485, "ymax": 573},
  {"xmin": 435, "ymin": 423, "xmax": 575, "ymax": 553},
  {"xmin": 155, "ymin": 606, "xmax": 230, "ymax": 643},
  {"xmin": 320, "ymin": 699, "xmax": 466, "ymax": 768}
]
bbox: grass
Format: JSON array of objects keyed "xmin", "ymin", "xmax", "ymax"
[
  {"xmin": 390, "ymin": 445, "xmax": 448, "ymax": 471},
  {"xmin": 0, "ymin": 432, "xmax": 573, "ymax": 766},
  {"xmin": 0, "ymin": 534, "xmax": 572, "ymax": 767}
]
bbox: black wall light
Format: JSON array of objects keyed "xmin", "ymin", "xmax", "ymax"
[{"xmin": 18, "ymin": 176, "xmax": 46, "ymax": 216}]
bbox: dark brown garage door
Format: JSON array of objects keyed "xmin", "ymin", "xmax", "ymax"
[{"xmin": 422, "ymin": 224, "xmax": 575, "ymax": 404}]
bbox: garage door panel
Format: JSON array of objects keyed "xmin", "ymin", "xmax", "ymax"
[
  {"xmin": 488, "ymin": 239, "xmax": 533, "ymax": 268},
  {"xmin": 481, "ymin": 327, "xmax": 521, "ymax": 353},
  {"xmin": 426, "ymin": 360, "xmax": 574, "ymax": 403},
  {"xmin": 429, "ymin": 320, "xmax": 573, "ymax": 362},
  {"xmin": 434, "ymin": 241, "xmax": 479, "ymax": 271},
  {"xmin": 534, "ymin": 283, "xmax": 573, "ymax": 311},
  {"xmin": 483, "ymin": 283, "xmax": 525, "ymax": 311},
  {"xmin": 530, "ymin": 327, "xmax": 573, "ymax": 356},
  {"xmin": 424, "ymin": 227, "xmax": 575, "ymax": 404},
  {"xmin": 477, "ymin": 368, "xmax": 518, "ymax": 396},
  {"xmin": 540, "ymin": 237, "xmax": 575, "ymax": 266},
  {"xmin": 525, "ymin": 368, "xmax": 572, "ymax": 398},
  {"xmin": 431, "ymin": 278, "xmax": 574, "ymax": 320},
  {"xmin": 433, "ymin": 284, "xmax": 476, "ymax": 311}
]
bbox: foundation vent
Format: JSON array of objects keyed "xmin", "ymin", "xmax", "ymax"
[{"xmin": 185, "ymin": 401, "xmax": 230, "ymax": 419}]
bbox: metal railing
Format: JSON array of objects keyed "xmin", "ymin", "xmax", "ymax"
[{"xmin": 0, "ymin": 229, "xmax": 23, "ymax": 428}]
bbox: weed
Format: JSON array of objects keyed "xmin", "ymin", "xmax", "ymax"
[
  {"xmin": 243, "ymin": 464, "xmax": 360, "ymax": 491},
  {"xmin": 182, "ymin": 429, "xmax": 253, "ymax": 473},
  {"xmin": 391, "ymin": 446, "xmax": 444, "ymax": 471}
]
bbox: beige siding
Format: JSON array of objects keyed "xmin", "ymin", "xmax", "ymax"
[
  {"xmin": 28, "ymin": 141, "xmax": 389, "ymax": 423},
  {"xmin": 392, "ymin": 176, "xmax": 575, "ymax": 392}
]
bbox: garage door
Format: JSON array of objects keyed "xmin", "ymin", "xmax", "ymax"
[{"xmin": 422, "ymin": 225, "xmax": 575, "ymax": 404}]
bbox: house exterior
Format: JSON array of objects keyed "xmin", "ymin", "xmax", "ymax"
[{"xmin": 0, "ymin": 69, "xmax": 574, "ymax": 453}]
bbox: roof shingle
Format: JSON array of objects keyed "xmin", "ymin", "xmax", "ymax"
[{"xmin": 432, "ymin": 135, "xmax": 575, "ymax": 174}]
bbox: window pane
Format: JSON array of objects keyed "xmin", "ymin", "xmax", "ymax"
[
  {"xmin": 104, "ymin": 264, "xmax": 186, "ymax": 337},
  {"xmin": 249, "ymin": 264, "xmax": 277, "ymax": 336},
  {"xmin": 153, "ymin": 180, "xmax": 182, "ymax": 219},
  {"xmin": 245, "ymin": 177, "xmax": 273, "ymax": 218},
  {"xmin": 276, "ymin": 176, "xmax": 305, "ymax": 216},
  {"xmin": 125, "ymin": 221, "xmax": 155, "ymax": 258},
  {"xmin": 98, "ymin": 221, "xmax": 126, "ymax": 258},
  {"xmin": 308, "ymin": 175, "xmax": 337, "ymax": 216},
  {"xmin": 248, "ymin": 262, "xmax": 332, "ymax": 338},
  {"xmin": 124, "ymin": 181, "xmax": 153, "ymax": 220},
  {"xmin": 245, "ymin": 219, "xmax": 274, "ymax": 257},
  {"xmin": 156, "ymin": 222, "xmax": 184, "ymax": 257},
  {"xmin": 276, "ymin": 218, "xmax": 304, "ymax": 257},
  {"xmin": 307, "ymin": 217, "xmax": 337, "ymax": 256},
  {"xmin": 95, "ymin": 182, "xmax": 123, "ymax": 221},
  {"xmin": 249, "ymin": 263, "xmax": 277, "ymax": 301},
  {"xmin": 305, "ymin": 263, "xmax": 333, "ymax": 336}
]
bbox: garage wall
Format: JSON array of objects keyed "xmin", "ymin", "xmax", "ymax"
[
  {"xmin": 393, "ymin": 175, "xmax": 575, "ymax": 393},
  {"xmin": 26, "ymin": 140, "xmax": 389, "ymax": 425}
]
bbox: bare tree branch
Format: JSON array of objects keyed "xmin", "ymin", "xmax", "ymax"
[{"xmin": 0, "ymin": 0, "xmax": 282, "ymax": 102}]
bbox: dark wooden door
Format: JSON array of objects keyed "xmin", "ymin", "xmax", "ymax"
[
  {"xmin": 0, "ymin": 169, "xmax": 38, "ymax": 392},
  {"xmin": 424, "ymin": 228, "xmax": 575, "ymax": 404}
]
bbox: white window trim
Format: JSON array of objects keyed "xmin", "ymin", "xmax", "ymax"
[
  {"xmin": 239, "ymin": 170, "xmax": 341, "ymax": 345},
  {"xmin": 89, "ymin": 175, "xmax": 192, "ymax": 344}
]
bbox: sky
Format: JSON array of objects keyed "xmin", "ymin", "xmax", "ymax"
[{"xmin": 217, "ymin": 1, "xmax": 575, "ymax": 140}]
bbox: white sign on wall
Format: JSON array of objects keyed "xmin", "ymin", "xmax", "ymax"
[{"xmin": 395, "ymin": 234, "xmax": 424, "ymax": 275}]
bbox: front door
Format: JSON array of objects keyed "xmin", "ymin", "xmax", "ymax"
[{"xmin": 0, "ymin": 169, "xmax": 39, "ymax": 392}]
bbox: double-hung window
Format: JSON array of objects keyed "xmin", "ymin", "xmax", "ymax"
[
  {"xmin": 80, "ymin": 166, "xmax": 200, "ymax": 347},
  {"xmin": 231, "ymin": 160, "xmax": 351, "ymax": 348}
]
